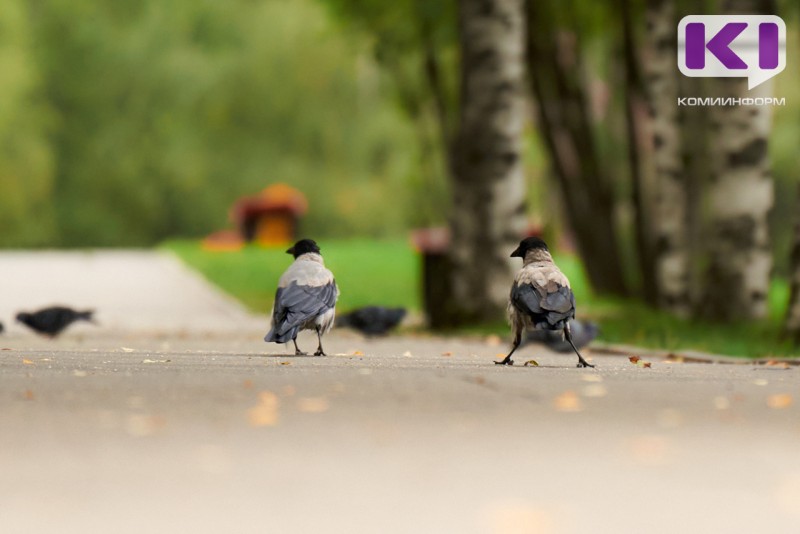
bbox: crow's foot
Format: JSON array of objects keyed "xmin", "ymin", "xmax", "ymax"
[
  {"xmin": 314, "ymin": 349, "xmax": 326, "ymax": 356},
  {"xmin": 295, "ymin": 349, "xmax": 308, "ymax": 356},
  {"xmin": 494, "ymin": 358, "xmax": 514, "ymax": 366},
  {"xmin": 576, "ymin": 360, "xmax": 595, "ymax": 368}
]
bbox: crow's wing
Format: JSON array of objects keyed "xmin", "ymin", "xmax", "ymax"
[
  {"xmin": 268, "ymin": 280, "xmax": 337, "ymax": 341},
  {"xmin": 511, "ymin": 280, "xmax": 576, "ymax": 331}
]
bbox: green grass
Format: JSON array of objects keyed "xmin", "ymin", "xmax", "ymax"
[
  {"xmin": 164, "ymin": 238, "xmax": 799, "ymax": 358},
  {"xmin": 162, "ymin": 238, "xmax": 420, "ymax": 313},
  {"xmin": 554, "ymin": 254, "xmax": 798, "ymax": 359}
]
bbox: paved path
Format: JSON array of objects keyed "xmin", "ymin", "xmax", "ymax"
[
  {"xmin": 1, "ymin": 331, "xmax": 798, "ymax": 534},
  {"xmin": 0, "ymin": 250, "xmax": 264, "ymax": 336},
  {"xmin": 1, "ymin": 251, "xmax": 798, "ymax": 533}
]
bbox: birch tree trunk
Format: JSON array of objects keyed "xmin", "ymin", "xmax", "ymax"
[
  {"xmin": 443, "ymin": 0, "xmax": 528, "ymax": 325},
  {"xmin": 701, "ymin": 0, "xmax": 775, "ymax": 321},
  {"xmin": 644, "ymin": 0, "xmax": 692, "ymax": 315},
  {"xmin": 784, "ymin": 186, "xmax": 800, "ymax": 342}
]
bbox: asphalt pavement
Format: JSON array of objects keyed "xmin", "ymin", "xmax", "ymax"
[{"xmin": 0, "ymin": 252, "xmax": 798, "ymax": 533}]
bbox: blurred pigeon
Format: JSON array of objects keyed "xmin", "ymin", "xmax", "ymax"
[
  {"xmin": 524, "ymin": 318, "xmax": 599, "ymax": 352},
  {"xmin": 16, "ymin": 306, "xmax": 96, "ymax": 337},
  {"xmin": 337, "ymin": 306, "xmax": 406, "ymax": 336},
  {"xmin": 496, "ymin": 237, "xmax": 594, "ymax": 368},
  {"xmin": 264, "ymin": 239, "xmax": 339, "ymax": 356},
  {"xmin": 0, "ymin": 321, "xmax": 4, "ymax": 334}
]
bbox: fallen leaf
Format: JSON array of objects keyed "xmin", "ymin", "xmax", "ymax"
[
  {"xmin": 402, "ymin": 351, "xmax": 413, "ymax": 357},
  {"xmin": 523, "ymin": 360, "xmax": 539, "ymax": 367},
  {"xmin": 713, "ymin": 396, "xmax": 730, "ymax": 410},
  {"xmin": 753, "ymin": 379, "xmax": 769, "ymax": 386},
  {"xmin": 629, "ymin": 356, "xmax": 641, "ymax": 364},
  {"xmin": 582, "ymin": 374, "xmax": 603, "ymax": 383},
  {"xmin": 247, "ymin": 391, "xmax": 280, "ymax": 427},
  {"xmin": 279, "ymin": 361, "xmax": 291, "ymax": 366},
  {"xmin": 22, "ymin": 359, "xmax": 34, "ymax": 365},
  {"xmin": 120, "ymin": 347, "xmax": 135, "ymax": 353},
  {"xmin": 553, "ymin": 391, "xmax": 583, "ymax": 412},
  {"xmin": 352, "ymin": 350, "xmax": 364, "ymax": 356},
  {"xmin": 642, "ymin": 362, "xmax": 652, "ymax": 368},
  {"xmin": 441, "ymin": 351, "xmax": 453, "ymax": 357},
  {"xmin": 296, "ymin": 397, "xmax": 330, "ymax": 413},
  {"xmin": 765, "ymin": 360, "xmax": 790, "ymax": 370},
  {"xmin": 628, "ymin": 435, "xmax": 669, "ymax": 465},
  {"xmin": 657, "ymin": 408, "xmax": 683, "ymax": 428},
  {"xmin": 125, "ymin": 414, "xmax": 167, "ymax": 437},
  {"xmin": 767, "ymin": 394, "xmax": 793, "ymax": 409},
  {"xmin": 582, "ymin": 384, "xmax": 607, "ymax": 398},
  {"xmin": 2, "ymin": 348, "xmax": 12, "ymax": 351},
  {"xmin": 72, "ymin": 370, "xmax": 87, "ymax": 377},
  {"xmin": 142, "ymin": 359, "xmax": 170, "ymax": 364},
  {"xmin": 485, "ymin": 335, "xmax": 502, "ymax": 346}
]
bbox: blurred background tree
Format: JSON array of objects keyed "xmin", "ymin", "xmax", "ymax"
[
  {"xmin": 1, "ymin": 0, "xmax": 799, "ymax": 340},
  {"xmin": 1, "ymin": 0, "xmax": 420, "ymax": 247}
]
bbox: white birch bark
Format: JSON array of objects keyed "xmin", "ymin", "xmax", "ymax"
[
  {"xmin": 447, "ymin": 0, "xmax": 527, "ymax": 323},
  {"xmin": 645, "ymin": 0, "xmax": 691, "ymax": 315},
  {"xmin": 703, "ymin": 77, "xmax": 774, "ymax": 321}
]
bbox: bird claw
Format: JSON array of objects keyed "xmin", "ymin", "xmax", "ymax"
[
  {"xmin": 295, "ymin": 349, "xmax": 308, "ymax": 356},
  {"xmin": 576, "ymin": 360, "xmax": 595, "ymax": 368},
  {"xmin": 494, "ymin": 359, "xmax": 514, "ymax": 366},
  {"xmin": 314, "ymin": 349, "xmax": 326, "ymax": 356}
]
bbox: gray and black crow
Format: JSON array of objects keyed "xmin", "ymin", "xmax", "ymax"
[
  {"xmin": 16, "ymin": 306, "xmax": 95, "ymax": 337},
  {"xmin": 264, "ymin": 239, "xmax": 339, "ymax": 356},
  {"xmin": 496, "ymin": 237, "xmax": 594, "ymax": 368},
  {"xmin": 524, "ymin": 318, "xmax": 599, "ymax": 352},
  {"xmin": 336, "ymin": 306, "xmax": 406, "ymax": 336}
]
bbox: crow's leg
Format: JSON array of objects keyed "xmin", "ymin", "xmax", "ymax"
[
  {"xmin": 313, "ymin": 327, "xmax": 326, "ymax": 356},
  {"xmin": 495, "ymin": 331, "xmax": 522, "ymax": 365},
  {"xmin": 293, "ymin": 338, "xmax": 307, "ymax": 356},
  {"xmin": 565, "ymin": 324, "xmax": 594, "ymax": 368}
]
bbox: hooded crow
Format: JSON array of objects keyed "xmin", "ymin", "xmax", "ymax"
[
  {"xmin": 16, "ymin": 306, "xmax": 96, "ymax": 337},
  {"xmin": 264, "ymin": 239, "xmax": 339, "ymax": 356},
  {"xmin": 496, "ymin": 237, "xmax": 594, "ymax": 368},
  {"xmin": 524, "ymin": 318, "xmax": 599, "ymax": 353},
  {"xmin": 337, "ymin": 306, "xmax": 406, "ymax": 336}
]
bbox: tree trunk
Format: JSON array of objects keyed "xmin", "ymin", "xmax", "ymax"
[
  {"xmin": 784, "ymin": 186, "xmax": 800, "ymax": 342},
  {"xmin": 441, "ymin": 0, "xmax": 528, "ymax": 325},
  {"xmin": 620, "ymin": 0, "xmax": 658, "ymax": 306},
  {"xmin": 701, "ymin": 2, "xmax": 775, "ymax": 322},
  {"xmin": 644, "ymin": 0, "xmax": 692, "ymax": 315},
  {"xmin": 526, "ymin": 0, "xmax": 629, "ymax": 297}
]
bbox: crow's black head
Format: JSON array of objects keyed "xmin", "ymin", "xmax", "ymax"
[
  {"xmin": 16, "ymin": 312, "xmax": 31, "ymax": 323},
  {"xmin": 287, "ymin": 238, "xmax": 321, "ymax": 258},
  {"xmin": 510, "ymin": 237, "xmax": 549, "ymax": 258}
]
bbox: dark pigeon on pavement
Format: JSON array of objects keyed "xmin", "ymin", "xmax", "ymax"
[
  {"xmin": 16, "ymin": 306, "xmax": 96, "ymax": 337},
  {"xmin": 524, "ymin": 318, "xmax": 599, "ymax": 353},
  {"xmin": 264, "ymin": 239, "xmax": 339, "ymax": 356},
  {"xmin": 337, "ymin": 306, "xmax": 407, "ymax": 336}
]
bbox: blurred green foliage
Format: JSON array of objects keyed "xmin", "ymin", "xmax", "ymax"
[
  {"xmin": 0, "ymin": 0, "xmax": 420, "ymax": 247},
  {"xmin": 168, "ymin": 237, "xmax": 797, "ymax": 357},
  {"xmin": 163, "ymin": 238, "xmax": 419, "ymax": 313}
]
